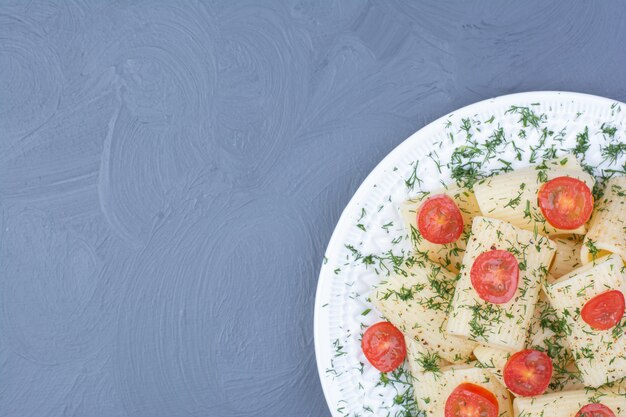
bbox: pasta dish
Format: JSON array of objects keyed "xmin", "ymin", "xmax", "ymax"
[{"xmin": 362, "ymin": 155, "xmax": 626, "ymax": 416}]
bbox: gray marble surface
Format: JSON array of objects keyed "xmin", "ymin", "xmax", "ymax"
[{"xmin": 1, "ymin": 1, "xmax": 625, "ymax": 416}]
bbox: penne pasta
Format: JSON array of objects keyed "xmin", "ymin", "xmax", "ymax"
[
  {"xmin": 474, "ymin": 291, "xmax": 583, "ymax": 392},
  {"xmin": 549, "ymin": 234, "xmax": 584, "ymax": 278},
  {"xmin": 361, "ymin": 151, "xmax": 626, "ymax": 414},
  {"xmin": 544, "ymin": 255, "xmax": 626, "ymax": 387},
  {"xmin": 371, "ymin": 260, "xmax": 476, "ymax": 363},
  {"xmin": 473, "ymin": 155, "xmax": 595, "ymax": 236},
  {"xmin": 513, "ymin": 385, "xmax": 626, "ymax": 417},
  {"xmin": 447, "ymin": 216, "xmax": 556, "ymax": 350},
  {"xmin": 581, "ymin": 176, "xmax": 626, "ymax": 264},
  {"xmin": 413, "ymin": 362, "xmax": 513, "ymax": 417},
  {"xmin": 400, "ymin": 185, "xmax": 481, "ymax": 272}
]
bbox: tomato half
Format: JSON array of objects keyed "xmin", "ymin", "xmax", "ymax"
[
  {"xmin": 575, "ymin": 403, "xmax": 616, "ymax": 417},
  {"xmin": 361, "ymin": 322, "xmax": 406, "ymax": 372},
  {"xmin": 417, "ymin": 194, "xmax": 464, "ymax": 244},
  {"xmin": 503, "ymin": 349, "xmax": 553, "ymax": 397},
  {"xmin": 470, "ymin": 249, "xmax": 519, "ymax": 304},
  {"xmin": 538, "ymin": 176, "xmax": 593, "ymax": 230},
  {"xmin": 581, "ymin": 290, "xmax": 625, "ymax": 331},
  {"xmin": 444, "ymin": 383, "xmax": 498, "ymax": 417}
]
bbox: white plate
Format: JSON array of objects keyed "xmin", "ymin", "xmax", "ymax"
[{"xmin": 314, "ymin": 91, "xmax": 626, "ymax": 417}]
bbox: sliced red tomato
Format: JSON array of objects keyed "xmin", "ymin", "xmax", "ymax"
[
  {"xmin": 470, "ymin": 249, "xmax": 519, "ymax": 304},
  {"xmin": 581, "ymin": 290, "xmax": 625, "ymax": 331},
  {"xmin": 503, "ymin": 349, "xmax": 553, "ymax": 397},
  {"xmin": 361, "ymin": 322, "xmax": 406, "ymax": 372},
  {"xmin": 575, "ymin": 403, "xmax": 616, "ymax": 417},
  {"xmin": 444, "ymin": 383, "xmax": 498, "ymax": 417},
  {"xmin": 417, "ymin": 194, "xmax": 464, "ymax": 244},
  {"xmin": 538, "ymin": 176, "xmax": 593, "ymax": 230}
]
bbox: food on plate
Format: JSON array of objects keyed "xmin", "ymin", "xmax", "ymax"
[
  {"xmin": 446, "ymin": 216, "xmax": 556, "ymax": 351},
  {"xmin": 404, "ymin": 336, "xmax": 513, "ymax": 417},
  {"xmin": 580, "ymin": 290, "xmax": 625, "ymax": 331},
  {"xmin": 543, "ymin": 254, "xmax": 626, "ymax": 387},
  {"xmin": 370, "ymin": 260, "xmax": 476, "ymax": 363},
  {"xmin": 361, "ymin": 154, "xmax": 626, "ymax": 414},
  {"xmin": 472, "ymin": 155, "xmax": 595, "ymax": 236},
  {"xmin": 537, "ymin": 176, "xmax": 594, "ymax": 230},
  {"xmin": 412, "ymin": 363, "xmax": 513, "ymax": 416},
  {"xmin": 444, "ymin": 383, "xmax": 498, "ymax": 417},
  {"xmin": 470, "ymin": 249, "xmax": 520, "ymax": 304},
  {"xmin": 581, "ymin": 176, "xmax": 626, "ymax": 264},
  {"xmin": 502, "ymin": 349, "xmax": 552, "ymax": 397},
  {"xmin": 417, "ymin": 194, "xmax": 464, "ymax": 244},
  {"xmin": 474, "ymin": 290, "xmax": 583, "ymax": 393},
  {"xmin": 549, "ymin": 234, "xmax": 584, "ymax": 278},
  {"xmin": 575, "ymin": 404, "xmax": 616, "ymax": 417},
  {"xmin": 400, "ymin": 185, "xmax": 481, "ymax": 272},
  {"xmin": 513, "ymin": 386, "xmax": 625, "ymax": 416},
  {"xmin": 360, "ymin": 321, "xmax": 406, "ymax": 372}
]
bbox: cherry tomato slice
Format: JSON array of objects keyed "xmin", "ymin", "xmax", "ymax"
[
  {"xmin": 444, "ymin": 383, "xmax": 498, "ymax": 417},
  {"xmin": 503, "ymin": 349, "xmax": 553, "ymax": 397},
  {"xmin": 581, "ymin": 290, "xmax": 625, "ymax": 331},
  {"xmin": 538, "ymin": 176, "xmax": 593, "ymax": 230},
  {"xmin": 470, "ymin": 249, "xmax": 519, "ymax": 304},
  {"xmin": 417, "ymin": 194, "xmax": 464, "ymax": 244},
  {"xmin": 575, "ymin": 403, "xmax": 616, "ymax": 417},
  {"xmin": 361, "ymin": 322, "xmax": 406, "ymax": 373}
]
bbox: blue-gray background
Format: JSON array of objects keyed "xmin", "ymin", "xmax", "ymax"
[{"xmin": 1, "ymin": 1, "xmax": 625, "ymax": 416}]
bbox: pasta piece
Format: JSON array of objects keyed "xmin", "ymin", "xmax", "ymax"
[
  {"xmin": 404, "ymin": 336, "xmax": 448, "ymax": 376},
  {"xmin": 474, "ymin": 291, "xmax": 559, "ymax": 374},
  {"xmin": 549, "ymin": 234, "xmax": 584, "ymax": 278},
  {"xmin": 446, "ymin": 216, "xmax": 556, "ymax": 351},
  {"xmin": 544, "ymin": 255, "xmax": 626, "ymax": 387},
  {"xmin": 413, "ymin": 363, "xmax": 513, "ymax": 416},
  {"xmin": 524, "ymin": 290, "xmax": 583, "ymax": 392},
  {"xmin": 474, "ymin": 291, "xmax": 583, "ymax": 392},
  {"xmin": 581, "ymin": 176, "xmax": 626, "ymax": 264},
  {"xmin": 525, "ymin": 290, "xmax": 565, "ymax": 349},
  {"xmin": 473, "ymin": 155, "xmax": 595, "ymax": 236},
  {"xmin": 472, "ymin": 345, "xmax": 508, "ymax": 384},
  {"xmin": 400, "ymin": 185, "xmax": 481, "ymax": 272},
  {"xmin": 405, "ymin": 336, "xmax": 449, "ymax": 406},
  {"xmin": 513, "ymin": 386, "xmax": 626, "ymax": 417},
  {"xmin": 371, "ymin": 261, "xmax": 476, "ymax": 363}
]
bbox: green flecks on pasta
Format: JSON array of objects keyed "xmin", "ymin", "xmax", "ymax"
[{"xmin": 328, "ymin": 98, "xmax": 626, "ymax": 417}]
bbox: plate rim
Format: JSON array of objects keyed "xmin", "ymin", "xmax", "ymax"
[{"xmin": 313, "ymin": 90, "xmax": 626, "ymax": 416}]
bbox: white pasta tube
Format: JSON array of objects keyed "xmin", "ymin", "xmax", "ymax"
[
  {"xmin": 549, "ymin": 234, "xmax": 584, "ymax": 278},
  {"xmin": 413, "ymin": 363, "xmax": 513, "ymax": 416},
  {"xmin": 400, "ymin": 185, "xmax": 481, "ymax": 272},
  {"xmin": 474, "ymin": 291, "xmax": 583, "ymax": 392},
  {"xmin": 544, "ymin": 255, "xmax": 626, "ymax": 387},
  {"xmin": 447, "ymin": 216, "xmax": 556, "ymax": 351},
  {"xmin": 371, "ymin": 260, "xmax": 476, "ymax": 363},
  {"xmin": 473, "ymin": 155, "xmax": 595, "ymax": 236},
  {"xmin": 513, "ymin": 386, "xmax": 626, "ymax": 417},
  {"xmin": 581, "ymin": 176, "xmax": 626, "ymax": 264}
]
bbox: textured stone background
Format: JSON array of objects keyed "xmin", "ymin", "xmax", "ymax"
[{"xmin": 1, "ymin": 1, "xmax": 626, "ymax": 416}]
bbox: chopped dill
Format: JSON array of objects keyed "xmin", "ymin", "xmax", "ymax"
[
  {"xmin": 358, "ymin": 208, "xmax": 367, "ymax": 222},
  {"xmin": 416, "ymin": 351, "xmax": 441, "ymax": 373},
  {"xmin": 505, "ymin": 105, "xmax": 546, "ymax": 129},
  {"xmin": 584, "ymin": 239, "xmax": 600, "ymax": 261},
  {"xmin": 573, "ymin": 126, "xmax": 590, "ymax": 158},
  {"xmin": 601, "ymin": 142, "xmax": 626, "ymax": 165},
  {"xmin": 460, "ymin": 118, "xmax": 473, "ymax": 139},
  {"xmin": 405, "ymin": 161, "xmax": 422, "ymax": 191},
  {"xmin": 600, "ymin": 122, "xmax": 617, "ymax": 138}
]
